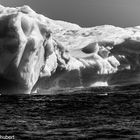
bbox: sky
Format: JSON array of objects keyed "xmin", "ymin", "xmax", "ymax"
[{"xmin": 0, "ymin": 0, "xmax": 140, "ymax": 27}]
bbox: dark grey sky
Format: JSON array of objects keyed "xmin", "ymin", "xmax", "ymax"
[{"xmin": 0, "ymin": 0, "xmax": 140, "ymax": 27}]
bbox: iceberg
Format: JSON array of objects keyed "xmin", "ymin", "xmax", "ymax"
[{"xmin": 0, "ymin": 5, "xmax": 140, "ymax": 94}]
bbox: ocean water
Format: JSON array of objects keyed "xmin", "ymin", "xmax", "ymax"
[{"xmin": 0, "ymin": 85, "xmax": 140, "ymax": 139}]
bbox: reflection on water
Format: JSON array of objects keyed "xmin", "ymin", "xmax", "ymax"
[{"xmin": 0, "ymin": 85, "xmax": 140, "ymax": 139}]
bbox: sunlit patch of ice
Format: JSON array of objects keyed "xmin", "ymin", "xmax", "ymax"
[{"xmin": 90, "ymin": 82, "xmax": 108, "ymax": 87}]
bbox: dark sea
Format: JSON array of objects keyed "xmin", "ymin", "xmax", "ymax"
[{"xmin": 1, "ymin": 85, "xmax": 140, "ymax": 140}]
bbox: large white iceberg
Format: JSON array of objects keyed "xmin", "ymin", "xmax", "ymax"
[{"xmin": 0, "ymin": 5, "xmax": 140, "ymax": 94}]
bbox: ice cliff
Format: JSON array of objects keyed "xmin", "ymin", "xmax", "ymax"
[{"xmin": 0, "ymin": 5, "xmax": 140, "ymax": 94}]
